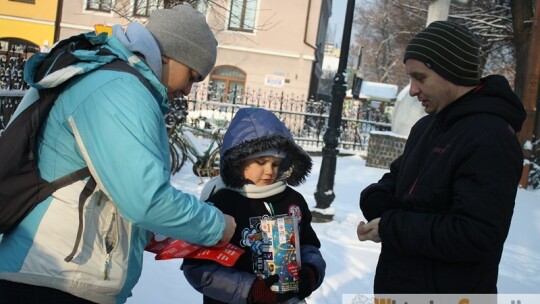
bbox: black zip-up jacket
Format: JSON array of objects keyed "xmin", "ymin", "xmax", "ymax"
[
  {"xmin": 183, "ymin": 186, "xmax": 324, "ymax": 304},
  {"xmin": 360, "ymin": 75, "xmax": 526, "ymax": 293},
  {"xmin": 207, "ymin": 186, "xmax": 322, "ymax": 274}
]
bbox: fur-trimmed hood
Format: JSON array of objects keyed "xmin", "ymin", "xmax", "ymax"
[{"xmin": 220, "ymin": 107, "xmax": 312, "ymax": 188}]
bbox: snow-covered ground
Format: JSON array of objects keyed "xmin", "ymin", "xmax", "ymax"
[{"xmin": 129, "ymin": 154, "xmax": 540, "ymax": 303}]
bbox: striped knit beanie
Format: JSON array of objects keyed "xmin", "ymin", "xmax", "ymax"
[{"xmin": 403, "ymin": 21, "xmax": 481, "ymax": 86}]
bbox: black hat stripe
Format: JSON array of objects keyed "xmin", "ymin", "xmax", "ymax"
[
  {"xmin": 427, "ymin": 24, "xmax": 480, "ymax": 50},
  {"xmin": 416, "ymin": 31, "xmax": 479, "ymax": 58},
  {"xmin": 408, "ymin": 39, "xmax": 480, "ymax": 68},
  {"xmin": 405, "ymin": 50, "xmax": 479, "ymax": 80}
]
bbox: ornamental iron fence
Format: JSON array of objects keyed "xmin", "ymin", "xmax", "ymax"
[{"xmin": 0, "ymin": 58, "xmax": 392, "ymax": 152}]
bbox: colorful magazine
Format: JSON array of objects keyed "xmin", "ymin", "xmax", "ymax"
[{"xmin": 260, "ymin": 215, "xmax": 301, "ymax": 293}]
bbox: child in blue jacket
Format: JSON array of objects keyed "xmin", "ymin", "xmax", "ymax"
[{"xmin": 183, "ymin": 107, "xmax": 326, "ymax": 303}]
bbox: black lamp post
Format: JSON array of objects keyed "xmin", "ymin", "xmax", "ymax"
[{"xmin": 312, "ymin": 0, "xmax": 356, "ymax": 222}]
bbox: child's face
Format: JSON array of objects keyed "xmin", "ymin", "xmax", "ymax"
[{"xmin": 242, "ymin": 156, "xmax": 283, "ymax": 186}]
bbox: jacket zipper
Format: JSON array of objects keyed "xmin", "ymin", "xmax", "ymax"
[
  {"xmin": 408, "ymin": 178, "xmax": 418, "ymax": 195},
  {"xmin": 264, "ymin": 201, "xmax": 275, "ymax": 216}
]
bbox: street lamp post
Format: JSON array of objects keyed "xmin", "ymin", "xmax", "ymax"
[{"xmin": 312, "ymin": 0, "xmax": 356, "ymax": 222}]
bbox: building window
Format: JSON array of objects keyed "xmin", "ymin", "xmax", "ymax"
[
  {"xmin": 133, "ymin": 0, "xmax": 160, "ymax": 17},
  {"xmin": 8, "ymin": 0, "xmax": 35, "ymax": 4},
  {"xmin": 210, "ymin": 66, "xmax": 246, "ymax": 103},
  {"xmin": 0, "ymin": 38, "xmax": 40, "ymax": 59},
  {"xmin": 86, "ymin": 0, "xmax": 112, "ymax": 12},
  {"xmin": 228, "ymin": 0, "xmax": 257, "ymax": 33}
]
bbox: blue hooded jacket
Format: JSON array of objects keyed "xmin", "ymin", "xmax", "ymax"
[{"xmin": 184, "ymin": 108, "xmax": 325, "ymax": 304}]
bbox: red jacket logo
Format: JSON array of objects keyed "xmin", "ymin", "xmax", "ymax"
[{"xmin": 432, "ymin": 145, "xmax": 450, "ymax": 154}]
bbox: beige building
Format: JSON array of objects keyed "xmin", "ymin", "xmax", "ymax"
[
  {"xmin": 207, "ymin": 0, "xmax": 331, "ymax": 99},
  {"xmin": 58, "ymin": 1, "xmax": 134, "ymax": 40},
  {"xmin": 54, "ymin": 0, "xmax": 332, "ymax": 100}
]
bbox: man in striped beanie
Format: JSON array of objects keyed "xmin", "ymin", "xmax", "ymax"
[
  {"xmin": 358, "ymin": 20, "xmax": 526, "ymax": 297},
  {"xmin": 403, "ymin": 20, "xmax": 481, "ymax": 87},
  {"xmin": 401, "ymin": 20, "xmax": 485, "ymax": 114}
]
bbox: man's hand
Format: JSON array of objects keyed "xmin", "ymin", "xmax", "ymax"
[
  {"xmin": 214, "ymin": 214, "xmax": 236, "ymax": 247},
  {"xmin": 357, "ymin": 217, "xmax": 381, "ymax": 243}
]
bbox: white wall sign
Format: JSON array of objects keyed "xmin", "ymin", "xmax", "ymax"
[{"xmin": 264, "ymin": 75, "xmax": 285, "ymax": 88}]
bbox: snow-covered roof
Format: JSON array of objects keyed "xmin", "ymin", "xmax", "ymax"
[{"xmin": 346, "ymin": 81, "xmax": 398, "ymax": 101}]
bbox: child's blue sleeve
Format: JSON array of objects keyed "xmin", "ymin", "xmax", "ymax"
[
  {"xmin": 301, "ymin": 244, "xmax": 326, "ymax": 288},
  {"xmin": 183, "ymin": 261, "xmax": 257, "ymax": 304}
]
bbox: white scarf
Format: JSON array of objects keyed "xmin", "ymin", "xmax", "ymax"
[{"xmin": 200, "ymin": 177, "xmax": 286, "ymax": 201}]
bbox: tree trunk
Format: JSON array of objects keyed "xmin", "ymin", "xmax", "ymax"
[
  {"xmin": 510, "ymin": 0, "xmax": 533, "ymax": 98},
  {"xmin": 515, "ymin": 0, "xmax": 540, "ymax": 188}
]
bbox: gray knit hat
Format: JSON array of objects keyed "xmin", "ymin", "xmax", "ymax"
[
  {"xmin": 146, "ymin": 4, "xmax": 217, "ymax": 80},
  {"xmin": 403, "ymin": 21, "xmax": 481, "ymax": 86}
]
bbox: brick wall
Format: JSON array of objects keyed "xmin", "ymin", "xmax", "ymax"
[{"xmin": 365, "ymin": 132, "xmax": 407, "ymax": 169}]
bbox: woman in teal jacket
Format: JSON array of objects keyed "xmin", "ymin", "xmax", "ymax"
[{"xmin": 0, "ymin": 4, "xmax": 235, "ymax": 304}]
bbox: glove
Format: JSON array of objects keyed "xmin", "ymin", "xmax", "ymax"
[
  {"xmin": 297, "ymin": 265, "xmax": 318, "ymax": 300},
  {"xmin": 250, "ymin": 275, "xmax": 296, "ymax": 304}
]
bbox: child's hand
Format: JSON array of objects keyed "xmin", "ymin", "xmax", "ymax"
[
  {"xmin": 249, "ymin": 275, "xmax": 296, "ymax": 303},
  {"xmin": 298, "ymin": 264, "xmax": 318, "ymax": 300}
]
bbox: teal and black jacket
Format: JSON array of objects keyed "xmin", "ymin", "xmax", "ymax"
[{"xmin": 0, "ymin": 27, "xmax": 226, "ymax": 304}]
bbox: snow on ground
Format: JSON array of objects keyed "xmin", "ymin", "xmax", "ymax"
[{"xmin": 129, "ymin": 155, "xmax": 540, "ymax": 303}]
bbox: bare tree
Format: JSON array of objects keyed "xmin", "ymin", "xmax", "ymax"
[
  {"xmin": 353, "ymin": 0, "xmax": 426, "ymax": 88},
  {"xmin": 510, "ymin": 0, "xmax": 534, "ymax": 99},
  {"xmin": 106, "ymin": 0, "xmax": 278, "ymax": 32},
  {"xmin": 353, "ymin": 0, "xmax": 517, "ymax": 88},
  {"xmin": 450, "ymin": 0, "xmax": 515, "ymax": 81},
  {"xmin": 510, "ymin": 0, "xmax": 539, "ymax": 189}
]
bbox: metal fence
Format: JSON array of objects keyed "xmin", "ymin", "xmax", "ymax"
[
  {"xmin": 0, "ymin": 56, "xmax": 29, "ymax": 91},
  {"xmin": 183, "ymin": 82, "xmax": 392, "ymax": 151},
  {"xmin": 0, "ymin": 89, "xmax": 25, "ymax": 129},
  {"xmin": 182, "ymin": 96, "xmax": 391, "ymax": 152},
  {"xmin": 0, "ymin": 58, "xmax": 392, "ymax": 151}
]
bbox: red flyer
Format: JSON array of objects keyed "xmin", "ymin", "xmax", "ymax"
[{"xmin": 145, "ymin": 234, "xmax": 244, "ymax": 267}]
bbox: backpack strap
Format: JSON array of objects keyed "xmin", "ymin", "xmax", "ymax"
[
  {"xmin": 64, "ymin": 175, "xmax": 96, "ymax": 262},
  {"xmin": 50, "ymin": 167, "xmax": 92, "ymax": 263},
  {"xmin": 98, "ymin": 59, "xmax": 158, "ymax": 97},
  {"xmin": 49, "ymin": 167, "xmax": 90, "ymax": 191},
  {"xmin": 58, "ymin": 60, "xmax": 155, "ymax": 262}
]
